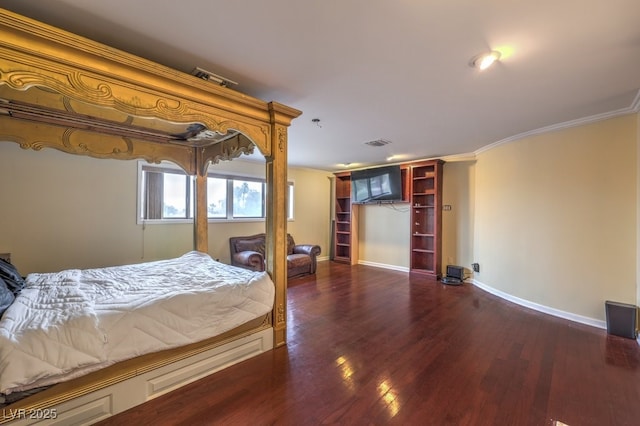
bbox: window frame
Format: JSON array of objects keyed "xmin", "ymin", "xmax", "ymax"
[{"xmin": 137, "ymin": 161, "xmax": 294, "ymax": 224}]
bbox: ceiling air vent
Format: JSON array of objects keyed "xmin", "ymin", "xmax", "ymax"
[
  {"xmin": 191, "ymin": 67, "xmax": 238, "ymax": 87},
  {"xmin": 364, "ymin": 139, "xmax": 392, "ymax": 147}
]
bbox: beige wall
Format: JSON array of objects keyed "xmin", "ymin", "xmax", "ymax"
[
  {"xmin": 286, "ymin": 167, "xmax": 333, "ymax": 259},
  {"xmin": 473, "ymin": 114, "xmax": 637, "ymax": 321},
  {"xmin": 357, "ymin": 203, "xmax": 410, "ymax": 269},
  {"xmin": 0, "ymin": 143, "xmax": 332, "ymax": 274},
  {"xmin": 441, "ymin": 160, "xmax": 476, "ymax": 273},
  {"xmin": 0, "ymin": 143, "xmax": 143, "ymax": 273}
]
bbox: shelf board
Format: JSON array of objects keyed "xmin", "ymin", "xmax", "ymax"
[
  {"xmin": 412, "ymin": 191, "xmax": 435, "ymax": 196},
  {"xmin": 410, "ymin": 268, "xmax": 437, "ymax": 275},
  {"xmin": 336, "ymin": 243, "xmax": 351, "ymax": 247},
  {"xmin": 336, "ymin": 231, "xmax": 351, "ymax": 235},
  {"xmin": 412, "ymin": 233, "xmax": 434, "ymax": 237},
  {"xmin": 412, "ymin": 249, "xmax": 434, "ymax": 253}
]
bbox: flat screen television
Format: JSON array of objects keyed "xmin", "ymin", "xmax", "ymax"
[{"xmin": 351, "ymin": 165, "xmax": 403, "ymax": 204}]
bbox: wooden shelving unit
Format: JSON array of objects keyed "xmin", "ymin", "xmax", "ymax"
[
  {"xmin": 333, "ymin": 172, "xmax": 359, "ymax": 264},
  {"xmin": 409, "ymin": 160, "xmax": 444, "ymax": 278},
  {"xmin": 333, "ymin": 160, "xmax": 442, "ymax": 272}
]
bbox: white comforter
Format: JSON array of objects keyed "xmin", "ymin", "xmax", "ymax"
[{"xmin": 0, "ymin": 251, "xmax": 275, "ymax": 395}]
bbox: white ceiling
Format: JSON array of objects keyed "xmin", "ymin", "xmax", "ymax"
[{"xmin": 2, "ymin": 0, "xmax": 640, "ymax": 171}]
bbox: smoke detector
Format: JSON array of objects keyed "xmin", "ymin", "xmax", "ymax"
[
  {"xmin": 191, "ymin": 67, "xmax": 238, "ymax": 87},
  {"xmin": 364, "ymin": 139, "xmax": 392, "ymax": 147}
]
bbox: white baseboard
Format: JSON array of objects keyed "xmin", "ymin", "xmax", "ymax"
[
  {"xmin": 317, "ymin": 256, "xmax": 330, "ymax": 262},
  {"xmin": 470, "ymin": 279, "xmax": 607, "ymax": 329},
  {"xmin": 357, "ymin": 260, "xmax": 410, "ymax": 273}
]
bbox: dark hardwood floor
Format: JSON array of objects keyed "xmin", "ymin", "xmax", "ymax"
[{"xmin": 97, "ymin": 262, "xmax": 640, "ymax": 425}]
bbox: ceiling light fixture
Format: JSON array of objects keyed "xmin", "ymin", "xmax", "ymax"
[{"xmin": 469, "ymin": 50, "xmax": 501, "ymax": 70}]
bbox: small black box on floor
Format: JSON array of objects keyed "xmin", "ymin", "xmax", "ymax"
[
  {"xmin": 605, "ymin": 300, "xmax": 638, "ymax": 339},
  {"xmin": 441, "ymin": 265, "xmax": 464, "ymax": 285}
]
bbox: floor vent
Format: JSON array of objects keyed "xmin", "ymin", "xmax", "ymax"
[{"xmin": 605, "ymin": 301, "xmax": 637, "ymax": 339}]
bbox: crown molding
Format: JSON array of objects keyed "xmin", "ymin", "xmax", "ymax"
[
  {"xmin": 440, "ymin": 152, "xmax": 477, "ymax": 162},
  {"xmin": 475, "ymin": 89, "xmax": 640, "ymax": 156}
]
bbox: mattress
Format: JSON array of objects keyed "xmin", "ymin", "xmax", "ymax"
[{"xmin": 0, "ymin": 251, "xmax": 275, "ymax": 395}]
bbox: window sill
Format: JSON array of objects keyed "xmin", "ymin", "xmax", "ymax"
[{"xmin": 138, "ymin": 218, "xmax": 293, "ymax": 225}]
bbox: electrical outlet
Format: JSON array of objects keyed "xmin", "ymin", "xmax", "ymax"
[{"xmin": 472, "ymin": 263, "xmax": 480, "ymax": 273}]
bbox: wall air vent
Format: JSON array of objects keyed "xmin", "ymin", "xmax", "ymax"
[
  {"xmin": 364, "ymin": 139, "xmax": 392, "ymax": 147},
  {"xmin": 191, "ymin": 67, "xmax": 238, "ymax": 87}
]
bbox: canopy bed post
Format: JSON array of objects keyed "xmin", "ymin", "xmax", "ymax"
[
  {"xmin": 193, "ymin": 173, "xmax": 209, "ymax": 253},
  {"xmin": 266, "ymin": 102, "xmax": 298, "ymax": 347},
  {"xmin": 194, "ymin": 150, "xmax": 209, "ymax": 253}
]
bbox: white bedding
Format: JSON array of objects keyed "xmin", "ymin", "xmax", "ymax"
[{"xmin": 0, "ymin": 251, "xmax": 275, "ymax": 395}]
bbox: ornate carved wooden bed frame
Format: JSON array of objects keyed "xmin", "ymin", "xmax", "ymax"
[{"xmin": 0, "ymin": 8, "xmax": 299, "ymax": 423}]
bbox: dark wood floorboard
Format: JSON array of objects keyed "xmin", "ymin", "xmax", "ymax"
[{"xmin": 96, "ymin": 262, "xmax": 640, "ymax": 425}]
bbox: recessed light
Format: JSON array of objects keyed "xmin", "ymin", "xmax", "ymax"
[{"xmin": 469, "ymin": 50, "xmax": 501, "ymax": 70}]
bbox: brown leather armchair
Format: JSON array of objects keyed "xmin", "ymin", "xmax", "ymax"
[{"xmin": 229, "ymin": 233, "xmax": 321, "ymax": 278}]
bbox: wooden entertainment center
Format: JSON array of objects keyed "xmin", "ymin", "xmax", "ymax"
[{"xmin": 333, "ymin": 159, "xmax": 444, "ymax": 278}]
